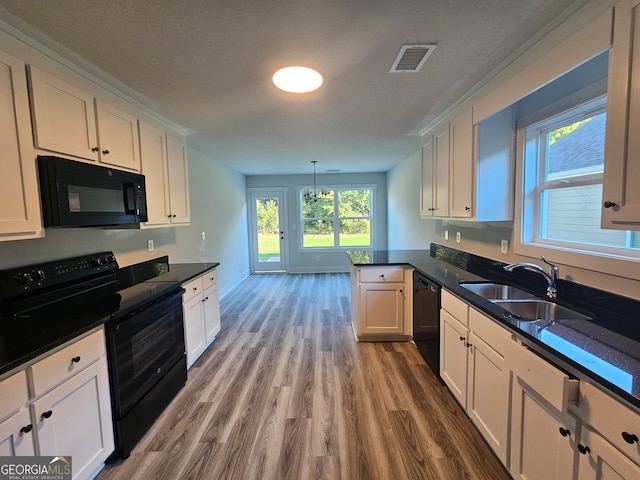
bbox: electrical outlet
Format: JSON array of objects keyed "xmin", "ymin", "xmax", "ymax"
[
  {"xmin": 201, "ymin": 231, "xmax": 206, "ymax": 240},
  {"xmin": 444, "ymin": 230, "xmax": 449, "ymax": 240},
  {"xmin": 456, "ymin": 232, "xmax": 461, "ymax": 243},
  {"xmin": 315, "ymin": 255, "xmax": 320, "ymax": 262},
  {"xmin": 501, "ymin": 240, "xmax": 509, "ymax": 254},
  {"xmin": 147, "ymin": 239, "xmax": 154, "ymax": 252}
]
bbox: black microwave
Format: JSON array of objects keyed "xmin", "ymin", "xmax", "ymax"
[{"xmin": 37, "ymin": 156, "xmax": 148, "ymax": 227}]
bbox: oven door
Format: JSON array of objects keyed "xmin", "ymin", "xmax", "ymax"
[{"xmin": 106, "ymin": 288, "xmax": 185, "ymax": 418}]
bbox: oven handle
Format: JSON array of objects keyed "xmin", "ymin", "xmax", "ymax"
[{"xmin": 117, "ymin": 286, "xmax": 185, "ymax": 320}]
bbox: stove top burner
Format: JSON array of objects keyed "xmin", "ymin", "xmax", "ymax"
[{"xmin": 0, "ymin": 252, "xmax": 182, "ymax": 320}]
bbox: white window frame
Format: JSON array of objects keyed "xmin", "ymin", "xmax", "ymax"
[
  {"xmin": 297, "ymin": 184, "xmax": 375, "ymax": 252},
  {"xmin": 514, "ymin": 97, "xmax": 640, "ymax": 281}
]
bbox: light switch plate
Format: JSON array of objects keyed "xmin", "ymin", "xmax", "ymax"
[
  {"xmin": 456, "ymin": 232, "xmax": 461, "ymax": 243},
  {"xmin": 445, "ymin": 230, "xmax": 449, "ymax": 240},
  {"xmin": 147, "ymin": 239, "xmax": 154, "ymax": 252},
  {"xmin": 501, "ymin": 240, "xmax": 508, "ymax": 254}
]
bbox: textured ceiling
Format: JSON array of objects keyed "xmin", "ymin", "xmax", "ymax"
[{"xmin": 0, "ymin": 0, "xmax": 585, "ymax": 175}]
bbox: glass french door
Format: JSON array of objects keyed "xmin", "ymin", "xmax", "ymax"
[{"xmin": 249, "ymin": 189, "xmax": 287, "ymax": 272}]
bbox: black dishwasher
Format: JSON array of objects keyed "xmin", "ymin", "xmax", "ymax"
[{"xmin": 413, "ymin": 271, "xmax": 442, "ymax": 380}]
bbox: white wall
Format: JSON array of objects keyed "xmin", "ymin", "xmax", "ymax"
[
  {"xmin": 386, "ymin": 150, "xmax": 435, "ymax": 249},
  {"xmin": 0, "ymin": 147, "xmax": 249, "ymax": 298},
  {"xmin": 246, "ymin": 172, "xmax": 387, "ymax": 272}
]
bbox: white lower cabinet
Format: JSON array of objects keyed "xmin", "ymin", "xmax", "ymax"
[
  {"xmin": 33, "ymin": 360, "xmax": 113, "ymax": 480},
  {"xmin": 439, "ymin": 290, "xmax": 640, "ymax": 480},
  {"xmin": 577, "ymin": 425, "xmax": 640, "ymax": 479},
  {"xmin": 182, "ymin": 269, "xmax": 220, "ymax": 368},
  {"xmin": 0, "ymin": 328, "xmax": 114, "ymax": 480},
  {"xmin": 574, "ymin": 381, "xmax": 640, "ymax": 479},
  {"xmin": 439, "ymin": 290, "xmax": 510, "ymax": 464},
  {"xmin": 350, "ymin": 266, "xmax": 411, "ymax": 340},
  {"xmin": 506, "ymin": 338, "xmax": 580, "ymax": 480},
  {"xmin": 509, "ymin": 374, "xmax": 579, "ymax": 479},
  {"xmin": 0, "ymin": 409, "xmax": 36, "ymax": 456}
]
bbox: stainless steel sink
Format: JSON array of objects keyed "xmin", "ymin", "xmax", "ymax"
[
  {"xmin": 492, "ymin": 299, "xmax": 592, "ymax": 321},
  {"xmin": 460, "ymin": 282, "xmax": 535, "ymax": 300}
]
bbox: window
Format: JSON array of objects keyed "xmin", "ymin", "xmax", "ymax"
[
  {"xmin": 300, "ymin": 187, "xmax": 373, "ymax": 249},
  {"xmin": 520, "ymin": 97, "xmax": 640, "ymax": 257}
]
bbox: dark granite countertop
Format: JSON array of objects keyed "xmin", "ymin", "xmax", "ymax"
[
  {"xmin": 0, "ymin": 260, "xmax": 219, "ymax": 378},
  {"xmin": 347, "ymin": 248, "xmax": 640, "ymax": 412}
]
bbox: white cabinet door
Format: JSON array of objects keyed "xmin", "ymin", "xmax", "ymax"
[
  {"xmin": 509, "ymin": 376, "xmax": 578, "ymax": 480},
  {"xmin": 166, "ymin": 133, "xmax": 190, "ymax": 225},
  {"xmin": 0, "ymin": 409, "xmax": 35, "ymax": 456},
  {"xmin": 433, "ymin": 123, "xmax": 450, "ymax": 217},
  {"xmin": 357, "ymin": 283, "xmax": 404, "ymax": 335},
  {"xmin": 184, "ymin": 295, "xmax": 206, "ymax": 368},
  {"xmin": 27, "ymin": 65, "xmax": 99, "ymax": 161},
  {"xmin": 420, "ymin": 139, "xmax": 435, "ymax": 217},
  {"xmin": 466, "ymin": 331, "xmax": 510, "ymax": 464},
  {"xmin": 0, "ymin": 52, "xmax": 42, "ymax": 240},
  {"xmin": 139, "ymin": 120, "xmax": 171, "ymax": 227},
  {"xmin": 449, "ymin": 108, "xmax": 473, "ymax": 218},
  {"xmin": 602, "ymin": 0, "xmax": 640, "ymax": 228},
  {"xmin": 95, "ymin": 99, "xmax": 141, "ymax": 171},
  {"xmin": 203, "ymin": 284, "xmax": 221, "ymax": 344},
  {"xmin": 577, "ymin": 426, "xmax": 640, "ymax": 480},
  {"xmin": 33, "ymin": 360, "xmax": 114, "ymax": 480},
  {"xmin": 439, "ymin": 309, "xmax": 469, "ymax": 408}
]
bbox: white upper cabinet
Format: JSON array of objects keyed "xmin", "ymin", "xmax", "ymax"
[
  {"xmin": 420, "ymin": 106, "xmax": 514, "ymax": 222},
  {"xmin": 28, "ymin": 65, "xmax": 141, "ymax": 171},
  {"xmin": 27, "ymin": 65, "xmax": 99, "ymax": 161},
  {"xmin": 433, "ymin": 123, "xmax": 450, "ymax": 217},
  {"xmin": 166, "ymin": 132, "xmax": 191, "ymax": 225},
  {"xmin": 0, "ymin": 51, "xmax": 42, "ymax": 241},
  {"xmin": 472, "ymin": 106, "xmax": 515, "ymax": 222},
  {"xmin": 139, "ymin": 120, "xmax": 171, "ymax": 227},
  {"xmin": 420, "ymin": 139, "xmax": 435, "ymax": 217},
  {"xmin": 602, "ymin": 0, "xmax": 640, "ymax": 229},
  {"xmin": 139, "ymin": 122, "xmax": 191, "ymax": 227},
  {"xmin": 94, "ymin": 99, "xmax": 141, "ymax": 171},
  {"xmin": 449, "ymin": 108, "xmax": 474, "ymax": 218}
]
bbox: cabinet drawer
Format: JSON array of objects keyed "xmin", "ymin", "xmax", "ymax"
[
  {"xmin": 469, "ymin": 307, "xmax": 509, "ymax": 356},
  {"xmin": 504, "ymin": 340, "xmax": 578, "ymax": 412},
  {"xmin": 182, "ymin": 276, "xmax": 204, "ymax": 304},
  {"xmin": 442, "ymin": 290, "xmax": 468, "ymax": 325},
  {"xmin": 359, "ymin": 267, "xmax": 404, "ymax": 283},
  {"xmin": 0, "ymin": 371, "xmax": 28, "ymax": 422},
  {"xmin": 202, "ymin": 269, "xmax": 217, "ymax": 290},
  {"xmin": 579, "ymin": 381, "xmax": 640, "ymax": 464},
  {"xmin": 29, "ymin": 330, "xmax": 104, "ymax": 397}
]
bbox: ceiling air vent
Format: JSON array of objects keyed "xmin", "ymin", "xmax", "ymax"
[{"xmin": 390, "ymin": 44, "xmax": 437, "ymax": 73}]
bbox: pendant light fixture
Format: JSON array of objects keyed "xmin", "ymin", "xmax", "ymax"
[{"xmin": 303, "ymin": 161, "xmax": 329, "ymax": 202}]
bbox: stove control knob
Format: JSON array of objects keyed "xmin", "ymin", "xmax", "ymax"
[
  {"xmin": 31, "ymin": 270, "xmax": 45, "ymax": 282},
  {"xmin": 105, "ymin": 254, "xmax": 116, "ymax": 264},
  {"xmin": 91, "ymin": 258, "xmax": 104, "ymax": 267},
  {"xmin": 15, "ymin": 273, "xmax": 32, "ymax": 285}
]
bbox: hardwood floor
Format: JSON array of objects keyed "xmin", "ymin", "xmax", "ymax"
[{"xmin": 97, "ymin": 273, "xmax": 510, "ymax": 480}]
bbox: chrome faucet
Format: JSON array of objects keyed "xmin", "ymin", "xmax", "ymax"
[{"xmin": 503, "ymin": 256, "xmax": 559, "ymax": 299}]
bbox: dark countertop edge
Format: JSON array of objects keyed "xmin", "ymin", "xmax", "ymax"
[
  {"xmin": 0, "ymin": 319, "xmax": 106, "ymax": 378},
  {"xmin": 172, "ymin": 262, "xmax": 220, "ymax": 282},
  {"xmin": 0, "ymin": 262, "xmax": 220, "ymax": 379},
  {"xmin": 347, "ymin": 250, "xmax": 640, "ymax": 412}
]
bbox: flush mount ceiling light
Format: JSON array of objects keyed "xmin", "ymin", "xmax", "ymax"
[{"xmin": 272, "ymin": 66, "xmax": 323, "ymax": 93}]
